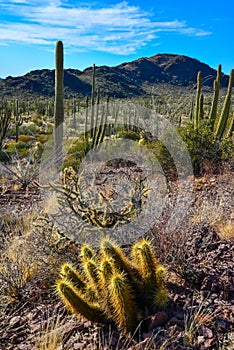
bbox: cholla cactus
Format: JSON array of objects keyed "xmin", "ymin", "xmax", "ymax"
[
  {"xmin": 56, "ymin": 238, "xmax": 169, "ymax": 333},
  {"xmin": 53, "ymin": 166, "xmax": 148, "ymax": 230}
]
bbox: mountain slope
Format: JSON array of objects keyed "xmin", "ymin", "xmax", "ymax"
[{"xmin": 0, "ymin": 53, "xmax": 230, "ymax": 99}]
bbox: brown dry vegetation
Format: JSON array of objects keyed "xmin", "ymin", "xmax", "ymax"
[{"xmin": 0, "ymin": 159, "xmax": 233, "ymax": 350}]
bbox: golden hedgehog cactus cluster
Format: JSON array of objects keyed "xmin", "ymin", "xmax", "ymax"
[{"xmin": 56, "ymin": 238, "xmax": 168, "ymax": 333}]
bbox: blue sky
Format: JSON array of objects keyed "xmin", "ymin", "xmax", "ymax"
[{"xmin": 0, "ymin": 0, "xmax": 233, "ymax": 78}]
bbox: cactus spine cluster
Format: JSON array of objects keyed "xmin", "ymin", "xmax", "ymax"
[
  {"xmin": 54, "ymin": 40, "xmax": 64, "ymax": 166},
  {"xmin": 56, "ymin": 238, "xmax": 168, "ymax": 333}
]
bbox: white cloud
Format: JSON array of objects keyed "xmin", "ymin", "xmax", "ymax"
[{"xmin": 0, "ymin": 1, "xmax": 211, "ymax": 54}]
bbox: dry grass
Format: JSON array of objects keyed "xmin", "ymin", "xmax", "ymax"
[
  {"xmin": 0, "ymin": 210, "xmax": 76, "ymax": 304},
  {"xmin": 216, "ymin": 219, "xmax": 234, "ymax": 240},
  {"xmin": 184, "ymin": 299, "xmax": 218, "ymax": 347},
  {"xmin": 33, "ymin": 312, "xmax": 64, "ymax": 350}
]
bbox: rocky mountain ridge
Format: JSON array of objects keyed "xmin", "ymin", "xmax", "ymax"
[{"xmin": 0, "ymin": 53, "xmax": 230, "ymax": 99}]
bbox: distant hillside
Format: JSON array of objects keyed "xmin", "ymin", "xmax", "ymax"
[{"xmin": 0, "ymin": 53, "xmax": 230, "ymax": 99}]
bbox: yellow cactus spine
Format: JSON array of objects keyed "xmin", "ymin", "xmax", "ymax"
[
  {"xmin": 108, "ymin": 272, "xmax": 140, "ymax": 332},
  {"xmin": 80, "ymin": 244, "xmax": 94, "ymax": 261},
  {"xmin": 101, "ymin": 239, "xmax": 133, "ymax": 277},
  {"xmin": 56, "ymin": 280, "xmax": 106, "ymax": 324},
  {"xmin": 56, "ymin": 238, "xmax": 169, "ymax": 333},
  {"xmin": 132, "ymin": 239, "xmax": 158, "ymax": 305},
  {"xmin": 61, "ymin": 263, "xmax": 86, "ymax": 291}
]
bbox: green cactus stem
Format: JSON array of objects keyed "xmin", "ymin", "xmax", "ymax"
[
  {"xmin": 90, "ymin": 63, "xmax": 96, "ymax": 138},
  {"xmin": 54, "ymin": 40, "xmax": 64, "ymax": 167},
  {"xmin": 84, "ymin": 95, "xmax": 88, "ymax": 139},
  {"xmin": 61, "ymin": 263, "xmax": 86, "ymax": 291},
  {"xmin": 108, "ymin": 272, "xmax": 140, "ymax": 332},
  {"xmin": 194, "ymin": 71, "xmax": 202, "ymax": 130},
  {"xmin": 56, "ymin": 280, "xmax": 107, "ymax": 324},
  {"xmin": 14, "ymin": 99, "xmax": 23, "ymax": 142},
  {"xmin": 209, "ymin": 64, "xmax": 221, "ymax": 128},
  {"xmin": 215, "ymin": 69, "xmax": 234, "ymax": 139}
]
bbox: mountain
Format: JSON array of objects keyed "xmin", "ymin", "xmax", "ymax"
[{"xmin": 0, "ymin": 53, "xmax": 230, "ymax": 99}]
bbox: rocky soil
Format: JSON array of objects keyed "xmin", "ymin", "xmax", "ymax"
[{"xmin": 0, "ymin": 166, "xmax": 233, "ymax": 350}]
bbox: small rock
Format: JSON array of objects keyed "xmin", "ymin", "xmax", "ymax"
[
  {"xmin": 167, "ymin": 317, "xmax": 184, "ymax": 327},
  {"xmin": 9, "ymin": 316, "xmax": 22, "ymax": 328},
  {"xmin": 128, "ymin": 338, "xmax": 151, "ymax": 350},
  {"xmin": 197, "ymin": 335, "xmax": 205, "ymax": 345},
  {"xmin": 147, "ymin": 311, "xmax": 168, "ymax": 330},
  {"xmin": 73, "ymin": 343, "xmax": 85, "ymax": 350}
]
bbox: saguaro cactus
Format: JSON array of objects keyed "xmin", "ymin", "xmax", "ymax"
[
  {"xmin": 14, "ymin": 99, "xmax": 23, "ymax": 142},
  {"xmin": 90, "ymin": 63, "xmax": 96, "ymax": 138},
  {"xmin": 194, "ymin": 71, "xmax": 202, "ymax": 130},
  {"xmin": 54, "ymin": 40, "xmax": 64, "ymax": 166},
  {"xmin": 0, "ymin": 100, "xmax": 11, "ymax": 151},
  {"xmin": 215, "ymin": 69, "xmax": 234, "ymax": 139},
  {"xmin": 209, "ymin": 64, "xmax": 221, "ymax": 128}
]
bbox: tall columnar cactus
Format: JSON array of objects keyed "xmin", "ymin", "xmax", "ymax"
[
  {"xmin": 226, "ymin": 113, "xmax": 234, "ymax": 138},
  {"xmin": 72, "ymin": 97, "xmax": 77, "ymax": 130},
  {"xmin": 0, "ymin": 100, "xmax": 11, "ymax": 151},
  {"xmin": 84, "ymin": 96, "xmax": 89, "ymax": 140},
  {"xmin": 56, "ymin": 238, "xmax": 169, "ymax": 333},
  {"xmin": 214, "ymin": 69, "xmax": 234, "ymax": 139},
  {"xmin": 90, "ymin": 63, "xmax": 96, "ymax": 138},
  {"xmin": 14, "ymin": 99, "xmax": 23, "ymax": 142},
  {"xmin": 198, "ymin": 93, "xmax": 204, "ymax": 121},
  {"xmin": 209, "ymin": 64, "xmax": 221, "ymax": 128},
  {"xmin": 194, "ymin": 71, "xmax": 202, "ymax": 130},
  {"xmin": 54, "ymin": 40, "xmax": 64, "ymax": 166}
]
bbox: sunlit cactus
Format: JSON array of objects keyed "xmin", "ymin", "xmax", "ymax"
[
  {"xmin": 54, "ymin": 40, "xmax": 64, "ymax": 167},
  {"xmin": 209, "ymin": 64, "xmax": 221, "ymax": 127},
  {"xmin": 194, "ymin": 71, "xmax": 202, "ymax": 130},
  {"xmin": 56, "ymin": 238, "xmax": 169, "ymax": 333},
  {"xmin": 215, "ymin": 69, "xmax": 234, "ymax": 139}
]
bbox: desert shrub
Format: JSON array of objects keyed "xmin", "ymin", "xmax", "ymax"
[
  {"xmin": 118, "ymin": 129, "xmax": 141, "ymax": 141},
  {"xmin": 63, "ymin": 138, "xmax": 91, "ymax": 170},
  {"xmin": 19, "ymin": 123, "xmax": 39, "ymax": 135},
  {"xmin": 220, "ymin": 136, "xmax": 234, "ymax": 162},
  {"xmin": 0, "ymin": 211, "xmax": 76, "ymax": 304},
  {"xmin": 144, "ymin": 139, "xmax": 177, "ymax": 180},
  {"xmin": 36, "ymin": 134, "xmax": 50, "ymax": 144},
  {"xmin": 18, "ymin": 134, "xmax": 33, "ymax": 143},
  {"xmin": 2, "ymin": 149, "xmax": 40, "ymax": 189},
  {"xmin": 6, "ymin": 140, "xmax": 31, "ymax": 157},
  {"xmin": 179, "ymin": 121, "xmax": 222, "ymax": 175}
]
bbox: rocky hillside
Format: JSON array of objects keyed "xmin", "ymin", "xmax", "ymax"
[{"xmin": 0, "ymin": 53, "xmax": 230, "ymax": 99}]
